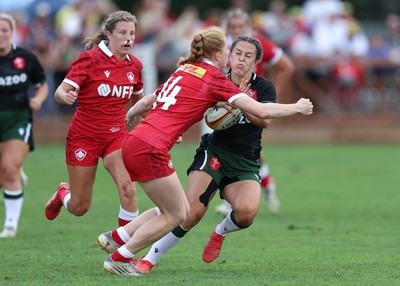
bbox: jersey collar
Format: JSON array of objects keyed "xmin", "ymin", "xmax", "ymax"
[
  {"xmin": 226, "ymin": 70, "xmax": 256, "ymax": 86},
  {"xmin": 98, "ymin": 40, "xmax": 131, "ymax": 61},
  {"xmin": 202, "ymin": 58, "xmax": 214, "ymax": 66}
]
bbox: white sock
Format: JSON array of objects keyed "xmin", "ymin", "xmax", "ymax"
[
  {"xmin": 63, "ymin": 193, "xmax": 71, "ymax": 210},
  {"xmin": 259, "ymin": 164, "xmax": 270, "ymax": 178},
  {"xmin": 119, "ymin": 206, "xmax": 139, "ymax": 221},
  {"xmin": 216, "ymin": 212, "xmax": 240, "ymax": 236},
  {"xmin": 3, "ymin": 189, "xmax": 23, "ymax": 230},
  {"xmin": 118, "ymin": 245, "xmax": 134, "ymax": 258},
  {"xmin": 117, "ymin": 226, "xmax": 131, "ymax": 243},
  {"xmin": 145, "ymin": 231, "xmax": 182, "ymax": 265}
]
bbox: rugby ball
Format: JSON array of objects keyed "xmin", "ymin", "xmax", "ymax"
[{"xmin": 204, "ymin": 106, "xmax": 241, "ymax": 130}]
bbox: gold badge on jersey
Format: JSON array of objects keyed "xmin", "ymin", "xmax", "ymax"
[{"xmin": 179, "ymin": 64, "xmax": 207, "ymax": 78}]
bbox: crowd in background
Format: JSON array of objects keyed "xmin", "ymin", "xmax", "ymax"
[{"xmin": 2, "ymin": 0, "xmax": 400, "ymax": 115}]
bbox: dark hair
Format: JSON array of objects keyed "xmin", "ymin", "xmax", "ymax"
[
  {"xmin": 178, "ymin": 26, "xmax": 226, "ymax": 66},
  {"xmin": 230, "ymin": 36, "xmax": 263, "ymax": 62},
  {"xmin": 82, "ymin": 11, "xmax": 138, "ymax": 50}
]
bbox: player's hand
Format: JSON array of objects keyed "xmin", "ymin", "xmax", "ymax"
[
  {"xmin": 215, "ymin": 101, "xmax": 232, "ymax": 110},
  {"xmin": 296, "ymin": 98, "xmax": 313, "ymax": 115},
  {"xmin": 176, "ymin": 135, "xmax": 183, "ymax": 144},
  {"xmin": 62, "ymin": 90, "xmax": 78, "ymax": 105},
  {"xmin": 29, "ymin": 97, "xmax": 43, "ymax": 112},
  {"xmin": 126, "ymin": 106, "xmax": 136, "ymax": 126},
  {"xmin": 239, "ymin": 78, "xmax": 251, "ymax": 95}
]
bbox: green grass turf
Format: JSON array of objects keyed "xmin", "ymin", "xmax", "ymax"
[{"xmin": 1, "ymin": 143, "xmax": 399, "ymax": 286}]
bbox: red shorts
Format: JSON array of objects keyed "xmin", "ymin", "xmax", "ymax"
[
  {"xmin": 66, "ymin": 129, "xmax": 127, "ymax": 166},
  {"xmin": 122, "ymin": 135, "xmax": 175, "ymax": 182}
]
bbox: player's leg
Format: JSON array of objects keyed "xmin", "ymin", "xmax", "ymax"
[
  {"xmin": 125, "ymin": 173, "xmax": 189, "ymax": 252},
  {"xmin": 104, "ymin": 173, "xmax": 189, "ymax": 275},
  {"xmin": 203, "ymin": 179, "xmax": 261, "ymax": 263},
  {"xmin": 103, "ymin": 148, "xmax": 138, "ymax": 226},
  {"xmin": 134, "ymin": 170, "xmax": 217, "ymax": 273},
  {"xmin": 0, "ymin": 140, "xmax": 29, "ymax": 238},
  {"xmin": 98, "ymin": 207, "xmax": 161, "ymax": 254},
  {"xmin": 45, "ymin": 164, "xmax": 97, "ymax": 219}
]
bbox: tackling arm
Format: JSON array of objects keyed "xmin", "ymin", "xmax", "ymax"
[
  {"xmin": 232, "ymin": 96, "xmax": 313, "ymax": 119},
  {"xmin": 126, "ymin": 94, "xmax": 157, "ymax": 125}
]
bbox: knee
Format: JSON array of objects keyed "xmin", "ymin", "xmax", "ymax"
[
  {"xmin": 1, "ymin": 165, "xmax": 18, "ymax": 182},
  {"xmin": 68, "ymin": 203, "xmax": 90, "ymax": 216},
  {"xmin": 118, "ymin": 181, "xmax": 136, "ymax": 200},
  {"xmin": 176, "ymin": 208, "xmax": 189, "ymax": 226},
  {"xmin": 182, "ymin": 207, "xmax": 208, "ymax": 230},
  {"xmin": 232, "ymin": 205, "xmax": 257, "ymax": 227},
  {"xmin": 168, "ymin": 205, "xmax": 190, "ymax": 227}
]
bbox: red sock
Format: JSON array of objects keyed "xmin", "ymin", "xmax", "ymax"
[
  {"xmin": 260, "ymin": 174, "xmax": 270, "ymax": 189},
  {"xmin": 118, "ymin": 218, "xmax": 130, "ymax": 227},
  {"xmin": 111, "ymin": 249, "xmax": 131, "ymax": 262},
  {"xmin": 111, "ymin": 229, "xmax": 125, "ymax": 246}
]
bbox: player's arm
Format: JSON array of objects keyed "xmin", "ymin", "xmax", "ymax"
[
  {"xmin": 29, "ymin": 82, "xmax": 49, "ymax": 112},
  {"xmin": 242, "ymin": 109, "xmax": 271, "ymax": 128},
  {"xmin": 54, "ymin": 82, "xmax": 78, "ymax": 105},
  {"xmin": 237, "ymin": 78, "xmax": 271, "ymax": 128},
  {"xmin": 126, "ymin": 94, "xmax": 157, "ymax": 125},
  {"xmin": 231, "ymin": 96, "xmax": 313, "ymax": 119}
]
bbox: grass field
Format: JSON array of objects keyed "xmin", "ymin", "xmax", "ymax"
[{"xmin": 1, "ymin": 143, "xmax": 399, "ymax": 286}]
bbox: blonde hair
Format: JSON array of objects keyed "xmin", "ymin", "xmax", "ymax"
[
  {"xmin": 0, "ymin": 13, "xmax": 16, "ymax": 34},
  {"xmin": 178, "ymin": 26, "xmax": 226, "ymax": 66},
  {"xmin": 82, "ymin": 10, "xmax": 138, "ymax": 50}
]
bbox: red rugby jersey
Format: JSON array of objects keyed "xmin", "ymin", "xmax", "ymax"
[
  {"xmin": 131, "ymin": 60, "xmax": 246, "ymax": 150},
  {"xmin": 64, "ymin": 41, "xmax": 143, "ymax": 136}
]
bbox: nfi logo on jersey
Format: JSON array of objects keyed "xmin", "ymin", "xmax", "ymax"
[
  {"xmin": 97, "ymin": 84, "xmax": 133, "ymax": 99},
  {"xmin": 0, "ymin": 73, "xmax": 27, "ymax": 87}
]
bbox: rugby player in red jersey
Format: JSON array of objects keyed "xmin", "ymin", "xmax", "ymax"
[{"xmin": 45, "ymin": 11, "xmax": 143, "ymax": 227}]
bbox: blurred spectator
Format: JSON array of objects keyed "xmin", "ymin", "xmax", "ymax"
[
  {"xmin": 330, "ymin": 8, "xmax": 369, "ymax": 113},
  {"xmin": 131, "ymin": 0, "xmax": 175, "ymax": 94},
  {"xmin": 55, "ymin": 0, "xmax": 84, "ymax": 39},
  {"xmin": 133, "ymin": 0, "xmax": 174, "ymax": 43},
  {"xmin": 230, "ymin": 0, "xmax": 251, "ymax": 14},
  {"xmin": 384, "ymin": 13, "xmax": 400, "ymax": 68},
  {"xmin": 360, "ymin": 14, "xmax": 400, "ymax": 113},
  {"xmin": 203, "ymin": 8, "xmax": 224, "ymax": 27},
  {"xmin": 154, "ymin": 5, "xmax": 204, "ymax": 84},
  {"xmin": 288, "ymin": 0, "xmax": 371, "ymax": 113},
  {"xmin": 260, "ymin": 0, "xmax": 296, "ymax": 52}
]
